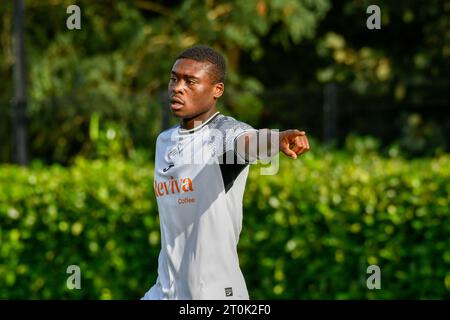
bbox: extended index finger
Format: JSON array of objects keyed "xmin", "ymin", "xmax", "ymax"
[
  {"xmin": 300, "ymin": 135, "xmax": 310, "ymax": 150},
  {"xmin": 286, "ymin": 129, "xmax": 305, "ymax": 138}
]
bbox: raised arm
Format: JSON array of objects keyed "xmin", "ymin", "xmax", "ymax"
[{"xmin": 235, "ymin": 129, "xmax": 310, "ymax": 163}]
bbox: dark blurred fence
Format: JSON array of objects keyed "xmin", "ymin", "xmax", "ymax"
[
  {"xmin": 0, "ymin": 100, "xmax": 12, "ymax": 163},
  {"xmin": 1, "ymin": 80, "xmax": 449, "ymax": 164},
  {"xmin": 259, "ymin": 80, "xmax": 450, "ymax": 153}
]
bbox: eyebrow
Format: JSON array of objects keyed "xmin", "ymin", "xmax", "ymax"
[{"xmin": 170, "ymin": 71, "xmax": 199, "ymax": 80}]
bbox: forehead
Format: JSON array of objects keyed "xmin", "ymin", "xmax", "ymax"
[{"xmin": 171, "ymin": 58, "xmax": 213, "ymax": 79}]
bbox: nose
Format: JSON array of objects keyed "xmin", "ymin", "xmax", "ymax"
[{"xmin": 170, "ymin": 79, "xmax": 184, "ymax": 95}]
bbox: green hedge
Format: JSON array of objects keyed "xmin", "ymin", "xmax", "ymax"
[{"xmin": 1, "ymin": 151, "xmax": 449, "ymax": 299}]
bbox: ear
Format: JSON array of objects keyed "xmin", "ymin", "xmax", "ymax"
[{"xmin": 213, "ymin": 82, "xmax": 224, "ymax": 100}]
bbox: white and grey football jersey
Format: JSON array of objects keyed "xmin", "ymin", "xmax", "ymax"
[{"xmin": 142, "ymin": 112, "xmax": 257, "ymax": 300}]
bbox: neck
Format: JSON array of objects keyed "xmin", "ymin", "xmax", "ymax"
[{"xmin": 181, "ymin": 107, "xmax": 218, "ymax": 130}]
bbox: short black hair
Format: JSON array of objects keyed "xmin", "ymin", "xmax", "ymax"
[{"xmin": 176, "ymin": 45, "xmax": 226, "ymax": 83}]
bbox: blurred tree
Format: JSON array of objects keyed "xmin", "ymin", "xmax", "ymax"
[
  {"xmin": 0, "ymin": 0, "xmax": 449, "ymax": 163},
  {"xmin": 240, "ymin": 0, "xmax": 450, "ymax": 155},
  {"xmin": 0, "ymin": 0, "xmax": 330, "ymax": 164}
]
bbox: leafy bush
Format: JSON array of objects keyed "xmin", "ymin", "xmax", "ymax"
[
  {"xmin": 0, "ymin": 158, "xmax": 158, "ymax": 299},
  {"xmin": 243, "ymin": 150, "xmax": 450, "ymax": 299},
  {"xmin": 1, "ymin": 150, "xmax": 449, "ymax": 299}
]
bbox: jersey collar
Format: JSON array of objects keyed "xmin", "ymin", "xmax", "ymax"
[{"xmin": 178, "ymin": 112, "xmax": 221, "ymax": 134}]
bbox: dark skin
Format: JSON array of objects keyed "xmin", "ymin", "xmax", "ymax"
[
  {"xmin": 168, "ymin": 58, "xmax": 224, "ymax": 130},
  {"xmin": 168, "ymin": 58, "xmax": 310, "ymax": 159}
]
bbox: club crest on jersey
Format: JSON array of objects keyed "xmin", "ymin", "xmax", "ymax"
[{"xmin": 154, "ymin": 176, "xmax": 194, "ymax": 197}]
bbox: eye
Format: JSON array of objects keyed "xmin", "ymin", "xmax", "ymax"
[
  {"xmin": 170, "ymin": 76, "xmax": 177, "ymax": 82},
  {"xmin": 187, "ymin": 79, "xmax": 196, "ymax": 85}
]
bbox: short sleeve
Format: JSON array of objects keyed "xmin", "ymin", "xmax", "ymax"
[{"xmin": 207, "ymin": 114, "xmax": 257, "ymax": 164}]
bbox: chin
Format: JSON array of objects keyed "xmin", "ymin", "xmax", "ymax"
[
  {"xmin": 170, "ymin": 108, "xmax": 188, "ymax": 118},
  {"xmin": 175, "ymin": 111, "xmax": 197, "ymax": 120}
]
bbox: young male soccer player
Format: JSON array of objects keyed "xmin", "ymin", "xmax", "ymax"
[{"xmin": 141, "ymin": 45, "xmax": 310, "ymax": 300}]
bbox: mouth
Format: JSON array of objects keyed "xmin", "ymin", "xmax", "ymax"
[{"xmin": 170, "ymin": 97, "xmax": 185, "ymax": 110}]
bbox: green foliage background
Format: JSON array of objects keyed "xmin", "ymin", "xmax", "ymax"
[{"xmin": 1, "ymin": 142, "xmax": 449, "ymax": 299}]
